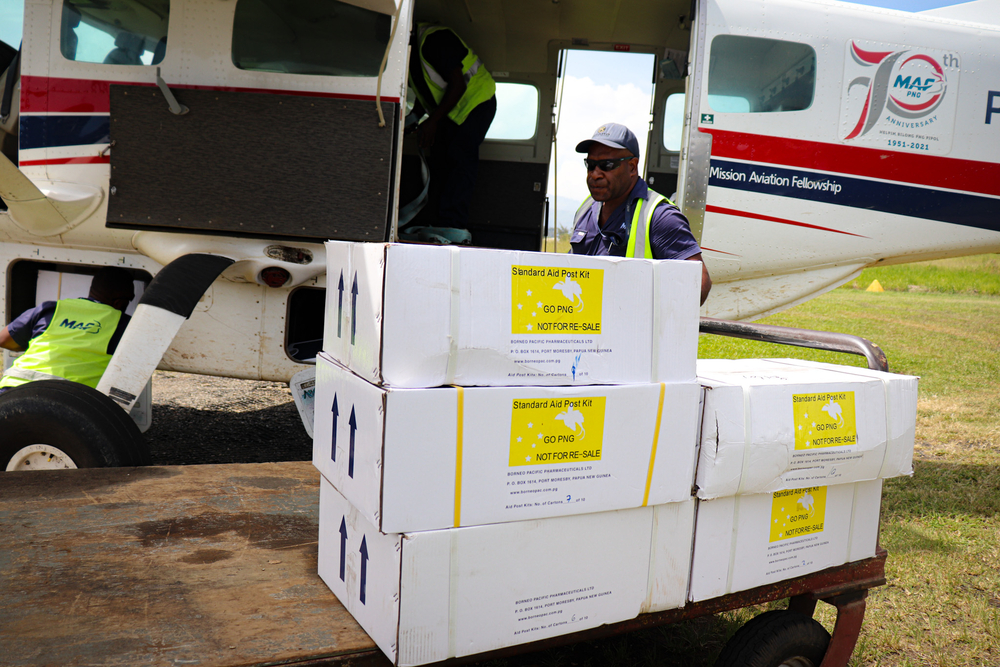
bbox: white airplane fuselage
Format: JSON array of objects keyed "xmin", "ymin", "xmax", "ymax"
[{"xmin": 1, "ymin": 0, "xmax": 997, "ymax": 383}]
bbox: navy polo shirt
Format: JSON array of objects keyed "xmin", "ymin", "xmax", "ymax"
[{"xmin": 570, "ymin": 178, "xmax": 702, "ymax": 260}]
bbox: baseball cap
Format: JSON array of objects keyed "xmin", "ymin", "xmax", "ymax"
[{"xmin": 575, "ymin": 123, "xmax": 640, "ymax": 159}]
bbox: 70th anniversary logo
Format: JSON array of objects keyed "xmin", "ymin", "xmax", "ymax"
[{"xmin": 841, "ymin": 40, "xmax": 960, "ymax": 155}]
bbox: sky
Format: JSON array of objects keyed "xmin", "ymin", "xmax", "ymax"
[
  {"xmin": 547, "ymin": 51, "xmax": 659, "ymax": 213},
  {"xmin": 0, "ymin": 0, "xmax": 23, "ymax": 49},
  {"xmin": 843, "ymin": 0, "xmax": 968, "ymax": 8}
]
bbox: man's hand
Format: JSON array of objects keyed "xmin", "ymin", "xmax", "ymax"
[
  {"xmin": 418, "ymin": 66, "xmax": 467, "ymax": 151},
  {"xmin": 417, "ymin": 117, "xmax": 438, "ymax": 150},
  {"xmin": 0, "ymin": 326, "xmax": 23, "ymax": 352},
  {"xmin": 687, "ymin": 254, "xmax": 712, "ymax": 306}
]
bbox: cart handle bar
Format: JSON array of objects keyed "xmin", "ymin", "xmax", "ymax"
[{"xmin": 699, "ymin": 317, "xmax": 889, "ymax": 373}]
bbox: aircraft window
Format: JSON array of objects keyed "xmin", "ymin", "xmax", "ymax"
[
  {"xmin": 707, "ymin": 35, "xmax": 815, "ymax": 113},
  {"xmin": 708, "ymin": 95, "xmax": 750, "ymax": 113},
  {"xmin": 231, "ymin": 0, "xmax": 392, "ymax": 77},
  {"xmin": 662, "ymin": 92, "xmax": 685, "ymax": 152},
  {"xmin": 485, "ymin": 83, "xmax": 539, "ymax": 141},
  {"xmin": 0, "ymin": 1, "xmax": 24, "ymax": 55},
  {"xmin": 60, "ymin": 0, "xmax": 169, "ymax": 66}
]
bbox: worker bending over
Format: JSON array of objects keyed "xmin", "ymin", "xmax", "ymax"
[
  {"xmin": 0, "ymin": 267, "xmax": 135, "ymax": 392},
  {"xmin": 408, "ymin": 22, "xmax": 496, "ymax": 231},
  {"xmin": 571, "ymin": 123, "xmax": 712, "ymax": 305}
]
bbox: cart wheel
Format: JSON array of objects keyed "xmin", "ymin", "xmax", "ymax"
[
  {"xmin": 0, "ymin": 380, "xmax": 151, "ymax": 470},
  {"xmin": 714, "ymin": 609, "xmax": 830, "ymax": 667}
]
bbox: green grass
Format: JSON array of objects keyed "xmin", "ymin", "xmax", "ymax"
[
  {"xmin": 698, "ymin": 255, "xmax": 1000, "ymax": 665},
  {"xmin": 844, "ymin": 254, "xmax": 1000, "ymax": 296},
  {"xmin": 476, "ymin": 254, "xmax": 1000, "ymax": 667}
]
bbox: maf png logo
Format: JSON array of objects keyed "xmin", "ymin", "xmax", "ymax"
[{"xmin": 841, "ymin": 40, "xmax": 960, "ymax": 155}]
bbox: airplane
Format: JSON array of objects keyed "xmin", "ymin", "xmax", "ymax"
[{"xmin": 0, "ymin": 0, "xmax": 997, "ymax": 468}]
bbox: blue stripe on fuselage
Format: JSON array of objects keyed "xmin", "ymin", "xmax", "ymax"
[
  {"xmin": 709, "ymin": 159, "xmax": 1000, "ymax": 233},
  {"xmin": 19, "ymin": 115, "xmax": 110, "ymax": 150}
]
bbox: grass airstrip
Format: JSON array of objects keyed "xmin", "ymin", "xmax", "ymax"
[{"xmin": 482, "ymin": 254, "xmax": 1000, "ymax": 667}]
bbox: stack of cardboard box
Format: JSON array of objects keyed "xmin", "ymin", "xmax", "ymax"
[
  {"xmin": 311, "ymin": 242, "xmax": 919, "ymax": 665},
  {"xmin": 312, "ymin": 241, "xmax": 704, "ymax": 666},
  {"xmin": 688, "ymin": 358, "xmax": 918, "ymax": 601}
]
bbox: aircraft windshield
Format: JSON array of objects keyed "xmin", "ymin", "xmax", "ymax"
[
  {"xmin": 0, "ymin": 1, "xmax": 23, "ymax": 53},
  {"xmin": 60, "ymin": 0, "xmax": 170, "ymax": 66}
]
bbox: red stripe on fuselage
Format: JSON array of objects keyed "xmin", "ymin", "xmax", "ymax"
[
  {"xmin": 700, "ymin": 246, "xmax": 740, "ymax": 257},
  {"xmin": 21, "ymin": 76, "xmax": 400, "ymax": 114},
  {"xmin": 705, "ymin": 205, "xmax": 870, "ymax": 238},
  {"xmin": 703, "ymin": 129, "xmax": 1000, "ymax": 198},
  {"xmin": 19, "ymin": 156, "xmax": 110, "ymax": 166}
]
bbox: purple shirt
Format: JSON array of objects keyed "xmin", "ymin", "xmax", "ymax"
[
  {"xmin": 6, "ymin": 299, "xmax": 130, "ymax": 354},
  {"xmin": 570, "ymin": 178, "xmax": 701, "ymax": 260}
]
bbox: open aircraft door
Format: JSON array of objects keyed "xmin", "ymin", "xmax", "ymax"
[
  {"xmin": 682, "ymin": 0, "xmax": 1000, "ymax": 321},
  {"xmin": 645, "ymin": 44, "xmax": 688, "ymax": 216}
]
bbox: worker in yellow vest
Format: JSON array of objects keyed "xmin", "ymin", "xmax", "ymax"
[
  {"xmin": 408, "ymin": 23, "xmax": 496, "ymax": 231},
  {"xmin": 0, "ymin": 267, "xmax": 135, "ymax": 392},
  {"xmin": 571, "ymin": 123, "xmax": 712, "ymax": 305}
]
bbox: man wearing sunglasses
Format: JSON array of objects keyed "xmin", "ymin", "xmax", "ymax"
[{"xmin": 571, "ymin": 123, "xmax": 712, "ymax": 305}]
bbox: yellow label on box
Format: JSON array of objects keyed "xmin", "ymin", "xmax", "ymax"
[
  {"xmin": 508, "ymin": 397, "xmax": 606, "ymax": 466},
  {"xmin": 792, "ymin": 391, "xmax": 857, "ymax": 449},
  {"xmin": 510, "ymin": 265, "xmax": 604, "ymax": 335},
  {"xmin": 770, "ymin": 486, "xmax": 827, "ymax": 542}
]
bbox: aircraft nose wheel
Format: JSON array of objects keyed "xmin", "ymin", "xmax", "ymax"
[
  {"xmin": 713, "ymin": 609, "xmax": 831, "ymax": 667},
  {"xmin": 0, "ymin": 380, "xmax": 151, "ymax": 471}
]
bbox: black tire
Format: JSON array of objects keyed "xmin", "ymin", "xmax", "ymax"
[
  {"xmin": 0, "ymin": 380, "xmax": 151, "ymax": 470},
  {"xmin": 714, "ymin": 610, "xmax": 831, "ymax": 667}
]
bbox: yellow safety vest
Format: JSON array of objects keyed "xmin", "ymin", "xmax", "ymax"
[
  {"xmin": 572, "ymin": 189, "xmax": 675, "ymax": 259},
  {"xmin": 412, "ymin": 23, "xmax": 496, "ymax": 126},
  {"xmin": 0, "ymin": 299, "xmax": 122, "ymax": 389}
]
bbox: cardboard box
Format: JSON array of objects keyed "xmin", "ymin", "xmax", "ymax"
[
  {"xmin": 696, "ymin": 359, "xmax": 917, "ymax": 498},
  {"xmin": 689, "ymin": 480, "xmax": 882, "ymax": 601},
  {"xmin": 322, "ymin": 241, "xmax": 700, "ymax": 387},
  {"xmin": 318, "ymin": 477, "xmax": 695, "ymax": 666},
  {"xmin": 313, "ymin": 352, "xmax": 701, "ymax": 533}
]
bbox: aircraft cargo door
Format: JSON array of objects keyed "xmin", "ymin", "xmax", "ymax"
[
  {"xmin": 646, "ymin": 48, "xmax": 688, "ymax": 212},
  {"xmin": 106, "ymin": 0, "xmax": 412, "ymax": 243}
]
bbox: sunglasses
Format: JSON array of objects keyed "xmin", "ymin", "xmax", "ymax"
[{"xmin": 584, "ymin": 156, "xmax": 633, "ymax": 172}]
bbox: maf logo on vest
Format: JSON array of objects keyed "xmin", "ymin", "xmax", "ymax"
[{"xmin": 59, "ymin": 318, "xmax": 103, "ymax": 334}]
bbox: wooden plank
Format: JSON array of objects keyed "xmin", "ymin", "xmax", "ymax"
[
  {"xmin": 0, "ymin": 462, "xmax": 388, "ymax": 667},
  {"xmin": 0, "ymin": 462, "xmax": 887, "ymax": 667}
]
